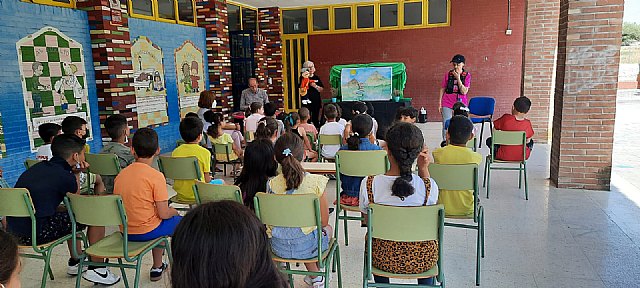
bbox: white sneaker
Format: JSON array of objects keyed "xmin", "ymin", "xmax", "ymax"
[
  {"xmin": 82, "ymin": 267, "xmax": 121, "ymax": 285},
  {"xmin": 311, "ymin": 276, "xmax": 325, "ymax": 288},
  {"xmin": 66, "ymin": 259, "xmax": 87, "ymax": 276},
  {"xmin": 304, "ymin": 275, "xmax": 313, "ymax": 285}
]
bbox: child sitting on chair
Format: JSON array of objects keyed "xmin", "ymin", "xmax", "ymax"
[
  {"xmin": 432, "ymin": 116, "xmax": 482, "ymax": 217},
  {"xmin": 441, "ymin": 102, "xmax": 476, "ymax": 147},
  {"xmin": 100, "ymin": 114, "xmax": 134, "ymax": 194},
  {"xmin": 359, "ymin": 122, "xmax": 439, "ymax": 285},
  {"xmin": 172, "ymin": 116, "xmax": 217, "ymax": 203},
  {"xmin": 284, "ymin": 112, "xmax": 318, "ymax": 162},
  {"xmin": 61, "ymin": 116, "xmax": 105, "ymax": 195},
  {"xmin": 318, "ymin": 104, "xmax": 345, "ymax": 161},
  {"xmin": 267, "ymin": 133, "xmax": 331, "ymax": 287},
  {"xmin": 338, "ymin": 114, "xmax": 382, "ymax": 207},
  {"xmin": 114, "ymin": 128, "xmax": 181, "ymax": 282},
  {"xmin": 343, "ymin": 101, "xmax": 378, "ymax": 144},
  {"xmin": 487, "ymin": 96, "xmax": 535, "ymax": 161},
  {"xmin": 207, "ymin": 116, "xmax": 243, "ymax": 175},
  {"xmin": 298, "ymin": 107, "xmax": 318, "ymax": 139},
  {"xmin": 36, "ymin": 123, "xmax": 62, "ymax": 161}
]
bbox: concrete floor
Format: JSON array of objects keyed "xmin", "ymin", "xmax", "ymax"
[{"xmin": 17, "ymin": 96, "xmax": 640, "ymax": 287}]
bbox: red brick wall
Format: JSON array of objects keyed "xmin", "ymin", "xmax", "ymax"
[
  {"xmin": 197, "ymin": 0, "xmax": 233, "ymax": 113},
  {"xmin": 308, "ymin": 0, "xmax": 525, "ymax": 121},
  {"xmin": 258, "ymin": 7, "xmax": 284, "ymax": 109},
  {"xmin": 550, "ymin": 0, "xmax": 623, "ymax": 190},
  {"xmin": 521, "ymin": 0, "xmax": 559, "ymax": 143},
  {"xmin": 78, "ymin": 0, "xmax": 137, "ymax": 136}
]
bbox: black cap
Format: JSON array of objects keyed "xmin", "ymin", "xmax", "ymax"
[{"xmin": 450, "ymin": 54, "xmax": 465, "ymax": 63}]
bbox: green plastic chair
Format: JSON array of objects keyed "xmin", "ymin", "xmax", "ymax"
[
  {"xmin": 0, "ymin": 188, "xmax": 86, "ymax": 288},
  {"xmin": 254, "ymin": 192, "xmax": 342, "ymax": 288},
  {"xmin": 211, "ymin": 143, "xmax": 241, "ymax": 177},
  {"xmin": 364, "ymin": 204, "xmax": 445, "ymax": 288},
  {"xmin": 306, "ymin": 132, "xmax": 318, "ymax": 153},
  {"xmin": 194, "ymin": 182, "xmax": 243, "ymax": 204},
  {"xmin": 483, "ymin": 130, "xmax": 528, "ymax": 200},
  {"xmin": 318, "ymin": 134, "xmax": 342, "ymax": 162},
  {"xmin": 335, "ymin": 150, "xmax": 389, "ymax": 246},
  {"xmin": 158, "ymin": 156, "xmax": 202, "ymax": 207},
  {"xmin": 24, "ymin": 159, "xmax": 41, "ymax": 169},
  {"xmin": 85, "ymin": 153, "xmax": 121, "ymax": 176},
  {"xmin": 64, "ymin": 193, "xmax": 171, "ymax": 288},
  {"xmin": 467, "ymin": 137, "xmax": 477, "ymax": 152},
  {"xmin": 429, "ymin": 163, "xmax": 484, "ymax": 286},
  {"xmin": 244, "ymin": 130, "xmax": 255, "ymax": 143}
]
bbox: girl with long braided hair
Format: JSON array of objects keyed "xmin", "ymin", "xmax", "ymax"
[{"xmin": 358, "ymin": 122, "xmax": 440, "ymax": 285}]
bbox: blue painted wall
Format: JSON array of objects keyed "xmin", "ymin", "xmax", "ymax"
[
  {"xmin": 0, "ymin": 0, "xmax": 100, "ymax": 185},
  {"xmin": 0, "ymin": 1, "xmax": 208, "ymax": 185},
  {"xmin": 128, "ymin": 18, "xmax": 208, "ymax": 154}
]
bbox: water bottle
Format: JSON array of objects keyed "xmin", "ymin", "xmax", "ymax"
[{"xmin": 419, "ymin": 107, "xmax": 427, "ymax": 123}]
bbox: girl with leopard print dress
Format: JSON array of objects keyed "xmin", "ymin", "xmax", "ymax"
[{"xmin": 358, "ymin": 122, "xmax": 440, "ymax": 285}]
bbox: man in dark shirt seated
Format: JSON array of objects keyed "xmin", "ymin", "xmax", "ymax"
[{"xmin": 6, "ymin": 134, "xmax": 121, "ymax": 285}]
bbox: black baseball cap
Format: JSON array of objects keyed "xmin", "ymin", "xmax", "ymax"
[{"xmin": 450, "ymin": 54, "xmax": 465, "ymax": 63}]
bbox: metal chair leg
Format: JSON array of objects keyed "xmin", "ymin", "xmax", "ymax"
[
  {"xmin": 476, "ymin": 221, "xmax": 481, "ymax": 286},
  {"xmin": 518, "ymin": 163, "xmax": 523, "ymax": 189},
  {"xmin": 478, "ymin": 121, "xmax": 485, "ymax": 148},
  {"xmin": 342, "ymin": 209, "xmax": 349, "ymax": 246},
  {"xmin": 486, "ymin": 163, "xmax": 491, "ymax": 199},
  {"xmin": 336, "ymin": 247, "xmax": 343, "ymax": 288},
  {"xmin": 118, "ymin": 258, "xmax": 130, "ymax": 288},
  {"xmin": 524, "ymin": 162, "xmax": 529, "ymax": 200}
]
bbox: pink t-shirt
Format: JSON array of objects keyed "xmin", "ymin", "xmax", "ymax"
[{"xmin": 440, "ymin": 71, "xmax": 472, "ymax": 109}]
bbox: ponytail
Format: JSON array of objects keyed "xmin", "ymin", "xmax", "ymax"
[
  {"xmin": 274, "ymin": 133, "xmax": 306, "ymax": 190},
  {"xmin": 347, "ymin": 114, "xmax": 373, "ymax": 151},
  {"xmin": 280, "ymin": 155, "xmax": 305, "ymax": 190},
  {"xmin": 255, "ymin": 117, "xmax": 277, "ymax": 140},
  {"xmin": 284, "ymin": 112, "xmax": 300, "ymax": 132},
  {"xmin": 385, "ymin": 122, "xmax": 425, "ymax": 200},
  {"xmin": 206, "ymin": 121, "xmax": 221, "ymax": 139}
]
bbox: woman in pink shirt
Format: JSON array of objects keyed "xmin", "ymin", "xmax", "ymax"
[{"xmin": 438, "ymin": 54, "xmax": 471, "ymax": 140}]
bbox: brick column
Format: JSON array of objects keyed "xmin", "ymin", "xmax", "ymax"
[
  {"xmin": 77, "ymin": 0, "xmax": 136, "ymax": 137},
  {"xmin": 259, "ymin": 7, "xmax": 284, "ymax": 109},
  {"xmin": 550, "ymin": 0, "xmax": 624, "ymax": 190},
  {"xmin": 197, "ymin": 0, "xmax": 232, "ymax": 113},
  {"xmin": 521, "ymin": 0, "xmax": 559, "ymax": 143}
]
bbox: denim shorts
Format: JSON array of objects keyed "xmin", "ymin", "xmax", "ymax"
[{"xmin": 271, "ymin": 227, "xmax": 329, "ymax": 260}]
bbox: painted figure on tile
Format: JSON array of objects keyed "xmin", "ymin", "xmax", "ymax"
[
  {"xmin": 54, "ymin": 62, "xmax": 83, "ymax": 111},
  {"xmin": 153, "ymin": 71, "xmax": 165, "ymax": 91},
  {"xmin": 181, "ymin": 62, "xmax": 192, "ymax": 93},
  {"xmin": 190, "ymin": 60, "xmax": 200, "ymax": 93},
  {"xmin": 29, "ymin": 62, "xmax": 47, "ymax": 114}
]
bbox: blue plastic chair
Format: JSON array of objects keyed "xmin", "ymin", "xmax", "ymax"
[{"xmin": 468, "ymin": 97, "xmax": 495, "ymax": 148}]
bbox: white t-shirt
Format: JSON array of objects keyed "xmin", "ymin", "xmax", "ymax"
[
  {"xmin": 244, "ymin": 113, "xmax": 263, "ymax": 132},
  {"xmin": 359, "ymin": 174, "xmax": 439, "ymax": 214},
  {"xmin": 338, "ymin": 118, "xmax": 347, "ymax": 127},
  {"xmin": 36, "ymin": 144, "xmax": 53, "ymax": 161},
  {"xmin": 318, "ymin": 121, "xmax": 345, "ymax": 159}
]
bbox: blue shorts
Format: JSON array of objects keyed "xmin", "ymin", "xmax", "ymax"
[
  {"xmin": 128, "ymin": 216, "xmax": 182, "ymax": 242},
  {"xmin": 270, "ymin": 227, "xmax": 329, "ymax": 260}
]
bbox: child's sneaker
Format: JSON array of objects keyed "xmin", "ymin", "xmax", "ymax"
[
  {"xmin": 304, "ymin": 275, "xmax": 326, "ymax": 287},
  {"xmin": 150, "ymin": 262, "xmax": 168, "ymax": 282},
  {"xmin": 82, "ymin": 267, "xmax": 121, "ymax": 285}
]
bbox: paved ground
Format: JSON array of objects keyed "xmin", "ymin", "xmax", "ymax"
[
  {"xmin": 16, "ymin": 102, "xmax": 640, "ymax": 287},
  {"xmin": 612, "ymin": 89, "xmax": 640, "ymax": 190}
]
